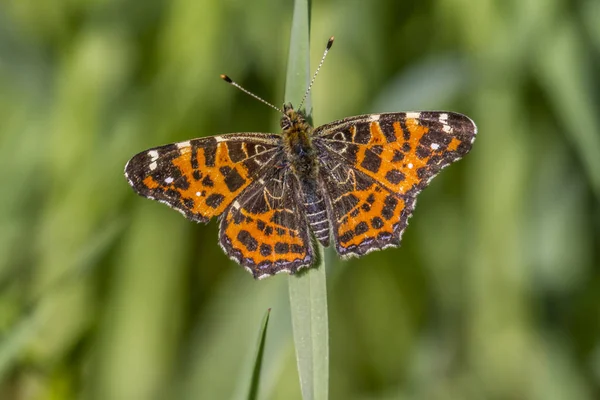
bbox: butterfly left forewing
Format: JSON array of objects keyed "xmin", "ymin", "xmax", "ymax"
[{"xmin": 124, "ymin": 133, "xmax": 281, "ymax": 222}]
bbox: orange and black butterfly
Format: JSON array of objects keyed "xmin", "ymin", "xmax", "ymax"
[{"xmin": 124, "ymin": 38, "xmax": 477, "ymax": 279}]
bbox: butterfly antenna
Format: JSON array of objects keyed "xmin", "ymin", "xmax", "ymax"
[
  {"xmin": 297, "ymin": 36, "xmax": 334, "ymax": 111},
  {"xmin": 220, "ymin": 74, "xmax": 286, "ymax": 116}
]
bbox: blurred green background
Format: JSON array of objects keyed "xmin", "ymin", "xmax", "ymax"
[{"xmin": 1, "ymin": 0, "xmax": 599, "ymax": 399}]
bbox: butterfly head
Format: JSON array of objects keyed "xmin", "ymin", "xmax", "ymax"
[{"xmin": 280, "ymin": 103, "xmax": 310, "ymax": 131}]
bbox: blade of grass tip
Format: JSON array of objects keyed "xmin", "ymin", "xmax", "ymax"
[
  {"xmin": 285, "ymin": 1, "xmax": 329, "ymax": 400},
  {"xmin": 234, "ymin": 309, "xmax": 271, "ymax": 400}
]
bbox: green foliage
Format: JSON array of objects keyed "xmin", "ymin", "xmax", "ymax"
[{"xmin": 0, "ymin": 0, "xmax": 599, "ymax": 399}]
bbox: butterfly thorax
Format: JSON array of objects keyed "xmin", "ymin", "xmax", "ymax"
[{"xmin": 280, "ymin": 103, "xmax": 318, "ymax": 182}]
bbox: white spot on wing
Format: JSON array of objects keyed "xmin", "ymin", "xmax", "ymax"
[
  {"xmin": 149, "ymin": 161, "xmax": 157, "ymax": 170},
  {"xmin": 443, "ymin": 125, "xmax": 453, "ymax": 133},
  {"xmin": 406, "ymin": 112, "xmax": 420, "ymax": 119},
  {"xmin": 177, "ymin": 141, "xmax": 191, "ymax": 149},
  {"xmin": 196, "ymin": 191, "xmax": 201, "ymax": 197},
  {"xmin": 164, "ymin": 177, "xmax": 174, "ymax": 184},
  {"xmin": 148, "ymin": 150, "xmax": 159, "ymax": 161},
  {"xmin": 233, "ymin": 200, "xmax": 241, "ymax": 209},
  {"xmin": 431, "ymin": 143, "xmax": 440, "ymax": 150},
  {"xmin": 408, "ymin": 163, "xmax": 414, "ymax": 169},
  {"xmin": 439, "ymin": 113, "xmax": 448, "ymax": 122},
  {"xmin": 369, "ymin": 114, "xmax": 380, "ymax": 122}
]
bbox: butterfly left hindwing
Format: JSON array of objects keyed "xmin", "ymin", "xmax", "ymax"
[{"xmin": 218, "ymin": 166, "xmax": 314, "ymax": 279}]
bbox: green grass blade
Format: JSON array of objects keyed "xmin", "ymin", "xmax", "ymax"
[
  {"xmin": 285, "ymin": 0, "xmax": 312, "ymax": 114},
  {"xmin": 234, "ymin": 308, "xmax": 271, "ymax": 400},
  {"xmin": 288, "ymin": 249, "xmax": 329, "ymax": 400},
  {"xmin": 285, "ymin": 3, "xmax": 329, "ymax": 398}
]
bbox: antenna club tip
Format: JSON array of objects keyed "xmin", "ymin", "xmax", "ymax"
[
  {"xmin": 220, "ymin": 74, "xmax": 232, "ymax": 83},
  {"xmin": 327, "ymin": 36, "xmax": 335, "ymax": 48}
]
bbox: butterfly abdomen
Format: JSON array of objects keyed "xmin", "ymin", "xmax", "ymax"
[{"xmin": 299, "ymin": 179, "xmax": 330, "ymax": 246}]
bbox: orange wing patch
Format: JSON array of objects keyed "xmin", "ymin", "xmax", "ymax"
[
  {"xmin": 218, "ymin": 168, "xmax": 313, "ymax": 278},
  {"xmin": 335, "ymin": 180, "xmax": 407, "ymax": 253},
  {"xmin": 125, "ymin": 134, "xmax": 280, "ymax": 223},
  {"xmin": 220, "ymin": 207, "xmax": 313, "ymax": 278}
]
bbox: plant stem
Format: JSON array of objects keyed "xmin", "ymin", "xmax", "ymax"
[{"xmin": 285, "ymin": 1, "xmax": 329, "ymax": 399}]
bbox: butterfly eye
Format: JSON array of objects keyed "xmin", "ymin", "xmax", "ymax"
[{"xmin": 281, "ymin": 118, "xmax": 291, "ymax": 130}]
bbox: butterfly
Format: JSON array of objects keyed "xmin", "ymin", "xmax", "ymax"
[{"xmin": 124, "ymin": 37, "xmax": 477, "ymax": 279}]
